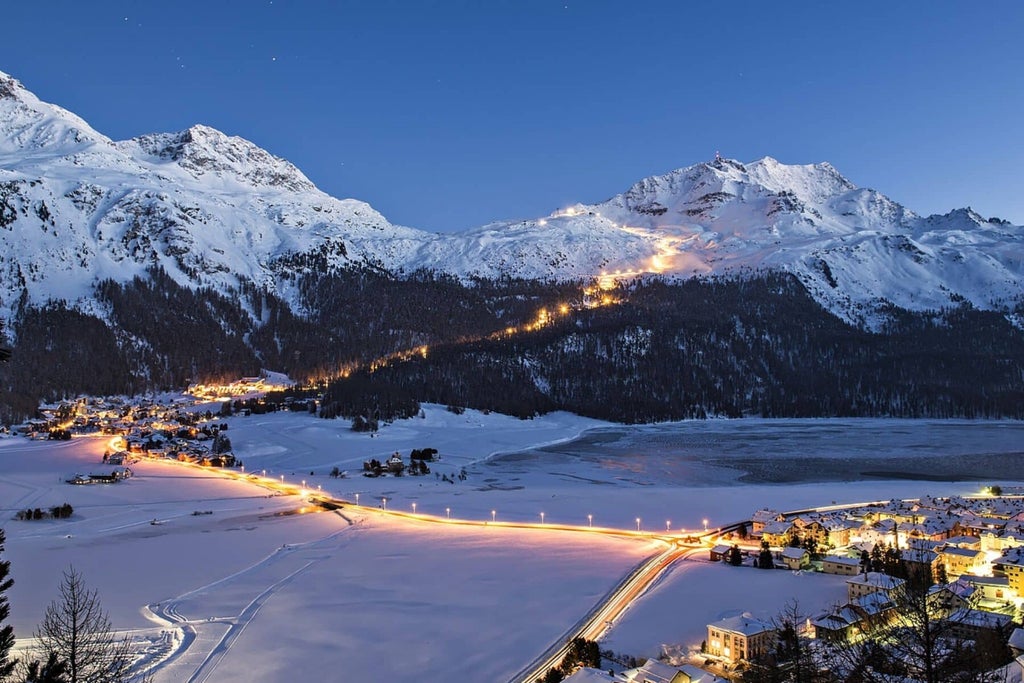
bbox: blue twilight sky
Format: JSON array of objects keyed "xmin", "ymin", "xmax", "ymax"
[{"xmin": 1, "ymin": 1, "xmax": 1022, "ymax": 232}]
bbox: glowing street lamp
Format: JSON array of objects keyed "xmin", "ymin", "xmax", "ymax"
[
  {"xmin": 636, "ymin": 517, "xmax": 642, "ymax": 532},
  {"xmin": 262, "ymin": 469, "xmax": 266, "ymax": 478},
  {"xmin": 540, "ymin": 512, "xmax": 545, "ymax": 524},
  {"xmin": 491, "ymin": 510, "xmax": 496, "ymax": 523},
  {"xmin": 355, "ymin": 493, "xmax": 360, "ymax": 506},
  {"xmin": 412, "ymin": 502, "xmax": 417, "ymax": 515},
  {"xmin": 588, "ymin": 514, "xmax": 593, "ymax": 528},
  {"xmin": 702, "ymin": 518, "xmax": 709, "ymax": 532},
  {"xmin": 279, "ymin": 474, "xmax": 284, "ymax": 483},
  {"xmin": 446, "ymin": 507, "xmax": 451, "ymax": 519},
  {"xmin": 382, "ymin": 497, "xmax": 387, "ymax": 510},
  {"xmin": 666, "ymin": 520, "xmax": 671, "ymax": 532}
]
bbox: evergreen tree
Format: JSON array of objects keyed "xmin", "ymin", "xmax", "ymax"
[
  {"xmin": 0, "ymin": 529, "xmax": 15, "ymax": 680},
  {"xmin": 22, "ymin": 653, "xmax": 68, "ymax": 683},
  {"xmin": 758, "ymin": 540, "xmax": 775, "ymax": 570}
]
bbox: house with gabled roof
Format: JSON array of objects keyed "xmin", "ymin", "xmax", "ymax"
[
  {"xmin": 779, "ymin": 546, "xmax": 810, "ymax": 570},
  {"xmin": 846, "ymin": 572, "xmax": 905, "ymax": 602}
]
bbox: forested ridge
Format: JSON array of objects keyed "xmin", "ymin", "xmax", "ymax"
[
  {"xmin": 321, "ymin": 275, "xmax": 1024, "ymax": 423},
  {"xmin": 1, "ymin": 268, "xmax": 1022, "ymax": 425}
]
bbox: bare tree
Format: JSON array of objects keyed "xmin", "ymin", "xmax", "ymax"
[{"xmin": 33, "ymin": 567, "xmax": 134, "ymax": 683}]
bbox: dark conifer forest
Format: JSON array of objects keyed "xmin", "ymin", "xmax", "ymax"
[{"xmin": 1, "ymin": 267, "xmax": 1022, "ymax": 425}]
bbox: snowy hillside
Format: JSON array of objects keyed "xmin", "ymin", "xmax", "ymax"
[
  {"xmin": 441, "ymin": 156, "xmax": 1023, "ymax": 325},
  {"xmin": 1, "ymin": 69, "xmax": 1022, "ymax": 328}
]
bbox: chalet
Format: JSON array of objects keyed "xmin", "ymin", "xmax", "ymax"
[
  {"xmin": 821, "ymin": 555, "xmax": 863, "ymax": 576},
  {"xmin": 386, "ymin": 453, "xmax": 405, "ymax": 474},
  {"xmin": 811, "ymin": 607, "xmax": 864, "ymax": 643},
  {"xmin": 927, "ymin": 578, "xmax": 977, "ymax": 618},
  {"xmin": 710, "ymin": 544, "xmax": 734, "ymax": 562},
  {"xmin": 706, "ymin": 615, "xmax": 776, "ymax": 664},
  {"xmin": 779, "ymin": 546, "xmax": 810, "ymax": 570}
]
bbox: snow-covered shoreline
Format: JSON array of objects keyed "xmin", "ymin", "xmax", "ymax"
[{"xmin": 4, "ymin": 408, "xmax": 1024, "ymax": 681}]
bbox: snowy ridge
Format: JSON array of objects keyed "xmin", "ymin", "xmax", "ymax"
[{"xmin": 1, "ymin": 69, "xmax": 1022, "ymax": 328}]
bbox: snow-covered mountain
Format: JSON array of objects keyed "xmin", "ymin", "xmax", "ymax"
[{"xmin": 1, "ymin": 69, "xmax": 1021, "ymax": 329}]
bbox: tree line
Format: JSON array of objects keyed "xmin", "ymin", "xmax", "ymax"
[{"xmin": 2, "ymin": 268, "xmax": 1023, "ymax": 425}]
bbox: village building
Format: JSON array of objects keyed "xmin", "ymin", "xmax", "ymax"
[
  {"xmin": 846, "ymin": 572, "xmax": 905, "ymax": 602},
  {"xmin": 710, "ymin": 544, "xmax": 734, "ymax": 562},
  {"xmin": 778, "ymin": 546, "xmax": 810, "ymax": 570},
  {"xmin": 821, "ymin": 554, "xmax": 862, "ymax": 576},
  {"xmin": 992, "ymin": 546, "xmax": 1024, "ymax": 596},
  {"xmin": 760, "ymin": 520, "xmax": 794, "ymax": 548},
  {"xmin": 944, "ymin": 608, "xmax": 1015, "ymax": 643},
  {"xmin": 706, "ymin": 615, "xmax": 776, "ymax": 664},
  {"xmin": 750, "ymin": 509, "xmax": 781, "ymax": 537},
  {"xmin": 936, "ymin": 545, "xmax": 985, "ymax": 579}
]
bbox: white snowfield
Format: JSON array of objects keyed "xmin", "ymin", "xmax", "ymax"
[
  {"xmin": 3, "ymin": 404, "xmax": 1023, "ymax": 682},
  {"xmin": 2, "ymin": 69, "xmax": 1022, "ymax": 328}
]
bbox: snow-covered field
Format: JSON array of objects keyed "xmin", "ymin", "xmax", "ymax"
[{"xmin": 3, "ymin": 406, "xmax": 1023, "ymax": 681}]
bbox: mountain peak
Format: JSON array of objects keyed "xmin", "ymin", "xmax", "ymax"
[
  {"xmin": 126, "ymin": 124, "xmax": 316, "ymax": 193},
  {"xmin": 0, "ymin": 71, "xmax": 25, "ymax": 100}
]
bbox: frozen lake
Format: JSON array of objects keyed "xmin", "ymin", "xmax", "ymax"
[{"xmin": 487, "ymin": 418, "xmax": 1024, "ymax": 486}]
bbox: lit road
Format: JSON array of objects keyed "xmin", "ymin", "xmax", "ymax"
[
  {"xmin": 507, "ymin": 541, "xmax": 704, "ymax": 683},
  {"xmin": 132, "ymin": 449, "xmax": 722, "ymax": 683}
]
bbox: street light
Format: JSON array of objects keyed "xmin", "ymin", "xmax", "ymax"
[
  {"xmin": 540, "ymin": 512, "xmax": 545, "ymax": 524},
  {"xmin": 279, "ymin": 474, "xmax": 284, "ymax": 483},
  {"xmin": 588, "ymin": 514, "xmax": 593, "ymax": 528},
  {"xmin": 382, "ymin": 497, "xmax": 387, "ymax": 510},
  {"xmin": 355, "ymin": 493, "xmax": 360, "ymax": 506},
  {"xmin": 491, "ymin": 510, "xmax": 496, "ymax": 523},
  {"xmin": 636, "ymin": 517, "xmax": 641, "ymax": 532},
  {"xmin": 703, "ymin": 518, "xmax": 709, "ymax": 532},
  {"xmin": 666, "ymin": 520, "xmax": 671, "ymax": 532},
  {"xmin": 262, "ymin": 469, "xmax": 266, "ymax": 478},
  {"xmin": 446, "ymin": 507, "xmax": 451, "ymax": 519},
  {"xmin": 412, "ymin": 502, "xmax": 417, "ymax": 515}
]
